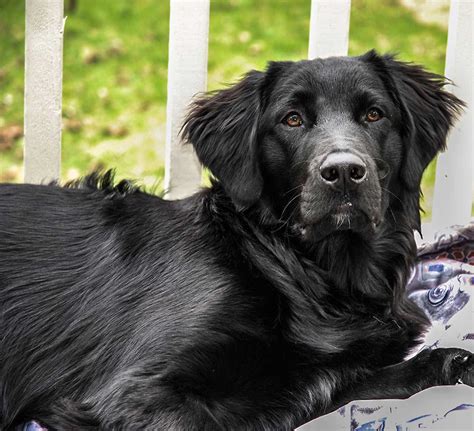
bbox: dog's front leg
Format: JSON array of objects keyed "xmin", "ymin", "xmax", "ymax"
[{"xmin": 332, "ymin": 347, "xmax": 473, "ymax": 409}]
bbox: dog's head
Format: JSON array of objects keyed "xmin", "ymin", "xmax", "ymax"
[{"xmin": 183, "ymin": 51, "xmax": 463, "ymax": 241}]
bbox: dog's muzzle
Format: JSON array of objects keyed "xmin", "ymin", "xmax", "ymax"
[{"xmin": 298, "ymin": 150, "xmax": 383, "ymax": 238}]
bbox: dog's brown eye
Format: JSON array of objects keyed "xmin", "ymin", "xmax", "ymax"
[
  {"xmin": 284, "ymin": 113, "xmax": 303, "ymax": 127},
  {"xmin": 366, "ymin": 108, "xmax": 383, "ymax": 122}
]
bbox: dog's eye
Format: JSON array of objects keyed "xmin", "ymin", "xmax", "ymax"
[
  {"xmin": 366, "ymin": 108, "xmax": 383, "ymax": 122},
  {"xmin": 284, "ymin": 112, "xmax": 303, "ymax": 127}
]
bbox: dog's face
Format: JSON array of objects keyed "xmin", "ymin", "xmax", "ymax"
[
  {"xmin": 258, "ymin": 56, "xmax": 397, "ymax": 238},
  {"xmin": 184, "ymin": 51, "xmax": 463, "ymax": 241}
]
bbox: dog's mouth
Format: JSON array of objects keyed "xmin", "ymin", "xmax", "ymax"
[
  {"xmin": 331, "ymin": 201, "xmax": 358, "ymax": 228},
  {"xmin": 295, "ymin": 156, "xmax": 385, "ymax": 242},
  {"xmin": 295, "ymin": 200, "xmax": 382, "ymax": 242}
]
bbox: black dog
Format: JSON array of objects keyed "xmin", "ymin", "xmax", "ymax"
[{"xmin": 1, "ymin": 50, "xmax": 472, "ymax": 430}]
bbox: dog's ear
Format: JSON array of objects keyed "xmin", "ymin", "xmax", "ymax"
[
  {"xmin": 362, "ymin": 50, "xmax": 464, "ymax": 230},
  {"xmin": 182, "ymin": 70, "xmax": 266, "ymax": 210},
  {"xmin": 379, "ymin": 54, "xmax": 464, "ymax": 192}
]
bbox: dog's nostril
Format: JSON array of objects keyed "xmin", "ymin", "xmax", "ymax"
[
  {"xmin": 349, "ymin": 165, "xmax": 366, "ymax": 182},
  {"xmin": 321, "ymin": 167, "xmax": 339, "ymax": 183},
  {"xmin": 320, "ymin": 153, "xmax": 367, "ymax": 189}
]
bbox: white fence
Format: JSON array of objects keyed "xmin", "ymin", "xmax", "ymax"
[{"xmin": 22, "ymin": 0, "xmax": 472, "ymax": 233}]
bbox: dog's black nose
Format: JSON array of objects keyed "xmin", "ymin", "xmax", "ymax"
[{"xmin": 320, "ymin": 152, "xmax": 367, "ymax": 191}]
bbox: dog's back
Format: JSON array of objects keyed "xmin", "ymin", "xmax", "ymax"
[{"xmin": 0, "ymin": 180, "xmax": 257, "ymax": 427}]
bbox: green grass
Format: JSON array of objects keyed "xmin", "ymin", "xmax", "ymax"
[{"xmin": 0, "ymin": 0, "xmax": 454, "ymax": 217}]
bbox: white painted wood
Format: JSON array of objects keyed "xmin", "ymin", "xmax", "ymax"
[
  {"xmin": 308, "ymin": 0, "xmax": 351, "ymax": 59},
  {"xmin": 24, "ymin": 0, "xmax": 64, "ymax": 184},
  {"xmin": 164, "ymin": 0, "xmax": 210, "ymax": 199},
  {"xmin": 431, "ymin": 0, "xmax": 473, "ymax": 232}
]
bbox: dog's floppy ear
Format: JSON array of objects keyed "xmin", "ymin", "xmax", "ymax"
[
  {"xmin": 381, "ymin": 54, "xmax": 464, "ymax": 192},
  {"xmin": 182, "ymin": 70, "xmax": 266, "ymax": 210},
  {"xmin": 362, "ymin": 51, "xmax": 464, "ymax": 230}
]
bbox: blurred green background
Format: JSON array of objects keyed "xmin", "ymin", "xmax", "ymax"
[{"xmin": 0, "ymin": 0, "xmax": 453, "ymax": 218}]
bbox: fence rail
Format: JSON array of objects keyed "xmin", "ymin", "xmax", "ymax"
[
  {"xmin": 24, "ymin": 0, "xmax": 64, "ymax": 184},
  {"xmin": 308, "ymin": 0, "xmax": 351, "ymax": 59},
  {"xmin": 165, "ymin": 0, "xmax": 209, "ymax": 199},
  {"xmin": 432, "ymin": 0, "xmax": 473, "ymax": 230},
  {"xmin": 21, "ymin": 0, "xmax": 473, "ymax": 233}
]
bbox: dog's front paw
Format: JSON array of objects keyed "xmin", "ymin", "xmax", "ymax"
[{"xmin": 428, "ymin": 348, "xmax": 474, "ymax": 386}]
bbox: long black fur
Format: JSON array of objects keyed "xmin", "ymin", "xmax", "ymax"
[{"xmin": 0, "ymin": 51, "xmax": 471, "ymax": 430}]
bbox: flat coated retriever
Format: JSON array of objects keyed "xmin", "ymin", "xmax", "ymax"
[{"xmin": 1, "ymin": 50, "xmax": 472, "ymax": 430}]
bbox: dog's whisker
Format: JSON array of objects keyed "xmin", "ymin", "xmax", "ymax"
[
  {"xmin": 381, "ymin": 186, "xmax": 403, "ymax": 205},
  {"xmin": 283, "ymin": 184, "xmax": 304, "ymax": 196},
  {"xmin": 279, "ymin": 192, "xmax": 302, "ymax": 220}
]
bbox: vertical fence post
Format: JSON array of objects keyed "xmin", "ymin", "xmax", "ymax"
[
  {"xmin": 308, "ymin": 0, "xmax": 351, "ymax": 59},
  {"xmin": 24, "ymin": 0, "xmax": 64, "ymax": 184},
  {"xmin": 431, "ymin": 0, "xmax": 473, "ymax": 231},
  {"xmin": 164, "ymin": 0, "xmax": 210, "ymax": 199}
]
